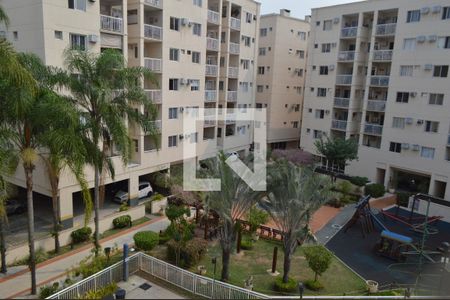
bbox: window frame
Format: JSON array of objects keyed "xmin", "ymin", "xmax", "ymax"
[{"xmin": 407, "ymin": 10, "xmax": 421, "ymax": 23}]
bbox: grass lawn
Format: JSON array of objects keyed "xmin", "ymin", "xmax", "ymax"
[{"xmin": 100, "ymin": 216, "xmax": 150, "ymax": 239}]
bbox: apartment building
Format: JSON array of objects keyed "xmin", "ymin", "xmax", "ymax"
[
  {"xmin": 1, "ymin": 0, "xmax": 260, "ymax": 229},
  {"xmin": 257, "ymin": 9, "xmax": 309, "ymax": 150},
  {"xmin": 300, "ymin": 0, "xmax": 450, "ymax": 204}
]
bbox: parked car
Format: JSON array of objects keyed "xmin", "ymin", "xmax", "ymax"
[
  {"xmin": 5, "ymin": 198, "xmax": 27, "ymax": 215},
  {"xmin": 113, "ymin": 181, "xmax": 153, "ymax": 204}
]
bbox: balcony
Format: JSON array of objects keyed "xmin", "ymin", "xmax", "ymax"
[
  {"xmin": 228, "ymin": 67, "xmax": 239, "ymax": 78},
  {"xmin": 375, "ymin": 23, "xmax": 396, "ymax": 36},
  {"xmin": 364, "ymin": 123, "xmax": 383, "ymax": 135},
  {"xmin": 144, "ymin": 120, "xmax": 162, "ymax": 132},
  {"xmin": 336, "ymin": 75, "xmax": 353, "ymax": 85},
  {"xmin": 229, "ymin": 42, "xmax": 240, "ymax": 55},
  {"xmin": 230, "ymin": 17, "xmax": 241, "ymax": 31},
  {"xmin": 338, "ymin": 51, "xmax": 355, "ymax": 62},
  {"xmin": 227, "ymin": 91, "xmax": 237, "ymax": 102},
  {"xmin": 143, "ymin": 0, "xmax": 162, "ymax": 8},
  {"xmin": 373, "ymin": 50, "xmax": 393, "ymax": 61},
  {"xmin": 100, "ymin": 15, "xmax": 123, "ymax": 33},
  {"xmin": 370, "ymin": 75, "xmax": 390, "ymax": 87},
  {"xmin": 145, "ymin": 89, "xmax": 162, "ymax": 104},
  {"xmin": 341, "ymin": 27, "xmax": 357, "ymax": 38},
  {"xmin": 331, "ymin": 120, "xmax": 348, "ymax": 131},
  {"xmin": 144, "ymin": 24, "xmax": 162, "ymax": 41},
  {"xmin": 144, "ymin": 58, "xmax": 162, "ymax": 73},
  {"xmin": 207, "ymin": 10, "xmax": 220, "ymax": 25},
  {"xmin": 205, "ymin": 64, "xmax": 218, "ymax": 76},
  {"xmin": 334, "ymin": 97, "xmax": 350, "ymax": 108},
  {"xmin": 204, "ymin": 119, "xmax": 216, "ymax": 127},
  {"xmin": 226, "ymin": 113, "xmax": 236, "ymax": 124},
  {"xmin": 205, "ymin": 90, "xmax": 217, "ymax": 102},
  {"xmin": 367, "ymin": 100, "xmax": 386, "ymax": 112},
  {"xmin": 206, "ymin": 37, "xmax": 219, "ymax": 51}
]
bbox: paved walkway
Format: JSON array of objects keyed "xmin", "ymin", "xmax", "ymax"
[
  {"xmin": 0, "ymin": 216, "xmax": 170, "ymax": 299},
  {"xmin": 315, "ymin": 204, "xmax": 356, "ymax": 245},
  {"xmin": 118, "ymin": 275, "xmax": 185, "ymax": 299}
]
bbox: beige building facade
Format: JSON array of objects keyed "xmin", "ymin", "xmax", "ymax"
[
  {"xmin": 1, "ymin": 0, "xmax": 260, "ymax": 228},
  {"xmin": 257, "ymin": 9, "xmax": 309, "ymax": 149},
  {"xmin": 301, "ymin": 0, "xmax": 450, "ymax": 203}
]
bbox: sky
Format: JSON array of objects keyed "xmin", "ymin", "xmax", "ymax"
[{"xmin": 259, "ymin": 0, "xmax": 358, "ymax": 19}]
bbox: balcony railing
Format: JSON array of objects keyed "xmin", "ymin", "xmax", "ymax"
[
  {"xmin": 373, "ymin": 50, "xmax": 393, "ymax": 61},
  {"xmin": 230, "ymin": 17, "xmax": 241, "ymax": 31},
  {"xmin": 226, "ymin": 113, "xmax": 236, "ymax": 124},
  {"xmin": 334, "ymin": 97, "xmax": 350, "ymax": 108},
  {"xmin": 370, "ymin": 75, "xmax": 390, "ymax": 87},
  {"xmin": 376, "ymin": 23, "xmax": 397, "ymax": 36},
  {"xmin": 227, "ymin": 91, "xmax": 237, "ymax": 102},
  {"xmin": 205, "ymin": 64, "xmax": 218, "ymax": 76},
  {"xmin": 228, "ymin": 67, "xmax": 239, "ymax": 78},
  {"xmin": 205, "ymin": 90, "xmax": 217, "ymax": 102},
  {"xmin": 338, "ymin": 51, "xmax": 355, "ymax": 61},
  {"xmin": 144, "ymin": 58, "xmax": 162, "ymax": 72},
  {"xmin": 367, "ymin": 100, "xmax": 386, "ymax": 112},
  {"xmin": 145, "ymin": 89, "xmax": 162, "ymax": 104},
  {"xmin": 336, "ymin": 75, "xmax": 353, "ymax": 85},
  {"xmin": 144, "ymin": 120, "xmax": 162, "ymax": 132},
  {"xmin": 204, "ymin": 119, "xmax": 216, "ymax": 127},
  {"xmin": 341, "ymin": 27, "xmax": 357, "ymax": 38},
  {"xmin": 207, "ymin": 10, "xmax": 220, "ymax": 24},
  {"xmin": 100, "ymin": 15, "xmax": 123, "ymax": 33},
  {"xmin": 332, "ymin": 120, "xmax": 348, "ymax": 131},
  {"xmin": 364, "ymin": 123, "xmax": 383, "ymax": 135},
  {"xmin": 144, "ymin": 24, "xmax": 163, "ymax": 41},
  {"xmin": 229, "ymin": 42, "xmax": 240, "ymax": 54},
  {"xmin": 143, "ymin": 0, "xmax": 162, "ymax": 8},
  {"xmin": 206, "ymin": 37, "xmax": 219, "ymax": 51}
]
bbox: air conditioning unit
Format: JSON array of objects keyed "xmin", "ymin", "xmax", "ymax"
[
  {"xmin": 424, "ymin": 64, "xmax": 433, "ymax": 71},
  {"xmin": 421, "ymin": 7, "xmax": 430, "ymax": 14},
  {"xmin": 325, "ymin": 110, "xmax": 330, "ymax": 115},
  {"xmin": 428, "ymin": 35, "xmax": 437, "ymax": 43},
  {"xmin": 88, "ymin": 34, "xmax": 99, "ymax": 43},
  {"xmin": 417, "ymin": 119, "xmax": 424, "ymax": 125},
  {"xmin": 432, "ymin": 6, "xmax": 442, "ymax": 14},
  {"xmin": 188, "ymin": 22, "xmax": 194, "ymax": 27},
  {"xmin": 412, "ymin": 144, "xmax": 420, "ymax": 151},
  {"xmin": 179, "ymin": 78, "xmax": 187, "ymax": 85},
  {"xmin": 410, "ymin": 92, "xmax": 417, "ymax": 97},
  {"xmin": 416, "ymin": 35, "xmax": 426, "ymax": 43},
  {"xmin": 181, "ymin": 18, "xmax": 189, "ymax": 26},
  {"xmin": 329, "ymin": 64, "xmax": 335, "ymax": 71},
  {"xmin": 401, "ymin": 143, "xmax": 410, "ymax": 150},
  {"xmin": 405, "ymin": 117, "xmax": 414, "ymax": 124},
  {"xmin": 333, "ymin": 17, "xmax": 340, "ymax": 24},
  {"xmin": 179, "ymin": 107, "xmax": 184, "ymax": 113},
  {"xmin": 179, "ymin": 134, "xmax": 184, "ymax": 140}
]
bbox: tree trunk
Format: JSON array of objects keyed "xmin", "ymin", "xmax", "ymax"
[
  {"xmin": 221, "ymin": 246, "xmax": 231, "ymax": 282},
  {"xmin": 282, "ymin": 248, "xmax": 291, "ymax": 283},
  {"xmin": 93, "ymin": 166, "xmax": 100, "ymax": 256},
  {"xmin": 314, "ymin": 272, "xmax": 318, "ymax": 282},
  {"xmin": 24, "ymin": 167, "xmax": 37, "ymax": 294},
  {"xmin": 51, "ymin": 187, "xmax": 60, "ymax": 254},
  {"xmin": 0, "ymin": 219, "xmax": 6, "ymax": 273}
]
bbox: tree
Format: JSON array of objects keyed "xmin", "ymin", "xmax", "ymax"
[
  {"xmin": 304, "ymin": 245, "xmax": 333, "ymax": 282},
  {"xmin": 247, "ymin": 206, "xmax": 269, "ymax": 236},
  {"xmin": 202, "ymin": 152, "xmax": 264, "ymax": 281},
  {"xmin": 62, "ymin": 49, "xmax": 158, "ymax": 255},
  {"xmin": 165, "ymin": 204, "xmax": 193, "ymax": 266},
  {"xmin": 265, "ymin": 159, "xmax": 333, "ymax": 283},
  {"xmin": 314, "ymin": 136, "xmax": 358, "ymax": 180}
]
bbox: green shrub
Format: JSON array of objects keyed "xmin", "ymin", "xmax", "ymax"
[
  {"xmin": 350, "ymin": 176, "xmax": 369, "ymax": 187},
  {"xmin": 134, "ymin": 231, "xmax": 159, "ymax": 251},
  {"xmin": 274, "ymin": 276, "xmax": 297, "ymax": 293},
  {"xmin": 119, "ymin": 203, "xmax": 129, "ymax": 212},
  {"xmin": 73, "ymin": 254, "xmax": 110, "ymax": 278},
  {"xmin": 158, "ymin": 232, "xmax": 170, "ymax": 245},
  {"xmin": 151, "ymin": 193, "xmax": 164, "ymax": 202},
  {"xmin": 166, "ymin": 238, "xmax": 208, "ymax": 267},
  {"xmin": 337, "ymin": 180, "xmax": 353, "ymax": 195},
  {"xmin": 112, "ymin": 215, "xmax": 132, "ymax": 229},
  {"xmin": 39, "ymin": 282, "xmax": 60, "ymax": 299},
  {"xmin": 303, "ymin": 245, "xmax": 333, "ymax": 282},
  {"xmin": 71, "ymin": 227, "xmax": 92, "ymax": 244},
  {"xmin": 247, "ymin": 206, "xmax": 269, "ymax": 234},
  {"xmin": 365, "ymin": 183, "xmax": 385, "ymax": 198},
  {"xmin": 305, "ymin": 279, "xmax": 324, "ymax": 291},
  {"xmin": 240, "ymin": 236, "xmax": 254, "ymax": 250},
  {"xmin": 78, "ymin": 282, "xmax": 118, "ymax": 299},
  {"xmin": 396, "ymin": 192, "xmax": 410, "ymax": 207}
]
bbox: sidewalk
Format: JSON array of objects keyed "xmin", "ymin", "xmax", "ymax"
[{"xmin": 0, "ymin": 216, "xmax": 170, "ymax": 299}]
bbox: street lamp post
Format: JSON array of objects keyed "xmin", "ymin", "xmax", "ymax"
[{"xmin": 298, "ymin": 282, "xmax": 304, "ymax": 299}]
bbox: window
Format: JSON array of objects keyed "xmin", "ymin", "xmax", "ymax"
[
  {"xmin": 407, "ymin": 10, "xmax": 421, "ymax": 23},
  {"xmin": 316, "ymin": 21, "xmax": 320, "ymax": 26},
  {"xmin": 242, "ymin": 36, "xmax": 251, "ymax": 47},
  {"xmin": 442, "ymin": 7, "xmax": 450, "ymax": 20},
  {"xmin": 246, "ymin": 12, "xmax": 252, "ymax": 23},
  {"xmin": 313, "ymin": 130, "xmax": 323, "ymax": 139},
  {"xmin": 240, "ymin": 82, "xmax": 249, "ymax": 92},
  {"xmin": 295, "ymin": 87, "xmax": 302, "ymax": 95},
  {"xmin": 258, "ymin": 66, "xmax": 265, "ymax": 75},
  {"xmin": 319, "ymin": 66, "xmax": 329, "ymax": 75},
  {"xmin": 193, "ymin": 0, "xmax": 202, "ymax": 7},
  {"xmin": 429, "ymin": 93, "xmax": 444, "ymax": 105},
  {"xmin": 297, "ymin": 50, "xmax": 305, "ymax": 59},
  {"xmin": 438, "ymin": 36, "xmax": 450, "ymax": 49},
  {"xmin": 54, "ymin": 31, "xmax": 63, "ymax": 40},
  {"xmin": 192, "ymin": 51, "xmax": 200, "ymax": 63},
  {"xmin": 168, "ymin": 135, "xmax": 178, "ymax": 148},
  {"xmin": 323, "ymin": 20, "xmax": 332, "ymax": 31},
  {"xmin": 169, "ymin": 107, "xmax": 178, "ymax": 119},
  {"xmin": 421, "ymin": 147, "xmax": 435, "ymax": 159},
  {"xmin": 389, "ymin": 142, "xmax": 402, "ymax": 153},
  {"xmin": 400, "ymin": 65, "xmax": 413, "ymax": 77},
  {"xmin": 433, "ymin": 65, "xmax": 449, "ymax": 77},
  {"xmin": 241, "ymin": 59, "xmax": 249, "ymax": 70},
  {"xmin": 260, "ymin": 28, "xmax": 267, "ymax": 37},
  {"xmin": 259, "ymin": 47, "xmax": 266, "ymax": 56},
  {"xmin": 68, "ymin": 0, "xmax": 86, "ymax": 11},
  {"xmin": 396, "ymin": 92, "xmax": 409, "ymax": 103},
  {"xmin": 13, "ymin": 31, "xmax": 18, "ymax": 40},
  {"xmin": 170, "ymin": 17, "xmax": 180, "ymax": 31},
  {"xmin": 317, "ymin": 88, "xmax": 327, "ymax": 97},
  {"xmin": 297, "ymin": 69, "xmax": 304, "ymax": 77},
  {"xmin": 425, "ymin": 121, "xmax": 439, "ymax": 133},
  {"xmin": 292, "ymin": 121, "xmax": 299, "ymax": 128},
  {"xmin": 190, "ymin": 80, "xmax": 200, "ymax": 91},
  {"xmin": 190, "ymin": 132, "xmax": 198, "ymax": 143},
  {"xmin": 403, "ymin": 38, "xmax": 416, "ymax": 50},
  {"xmin": 169, "ymin": 78, "xmax": 179, "ymax": 91},
  {"xmin": 192, "ymin": 23, "xmax": 201, "ymax": 36},
  {"xmin": 321, "ymin": 43, "xmax": 331, "ymax": 53},
  {"xmin": 298, "ymin": 31, "xmax": 306, "ymax": 40},
  {"xmin": 70, "ymin": 34, "xmax": 86, "ymax": 50},
  {"xmin": 315, "ymin": 109, "xmax": 325, "ymax": 119},
  {"xmin": 392, "ymin": 117, "xmax": 405, "ymax": 129},
  {"xmin": 169, "ymin": 48, "xmax": 179, "ymax": 61}
]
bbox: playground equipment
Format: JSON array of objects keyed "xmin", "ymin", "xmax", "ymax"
[
  {"xmin": 374, "ymin": 230, "xmax": 412, "ymax": 262},
  {"xmin": 344, "ymin": 195, "xmax": 388, "ymax": 237}
]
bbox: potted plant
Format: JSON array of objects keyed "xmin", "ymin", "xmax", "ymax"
[{"xmin": 366, "ymin": 280, "xmax": 379, "ymax": 293}]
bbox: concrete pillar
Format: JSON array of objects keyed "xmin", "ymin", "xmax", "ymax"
[
  {"xmin": 59, "ymin": 189, "xmax": 74, "ymax": 229},
  {"xmin": 129, "ymin": 176, "xmax": 139, "ymax": 206}
]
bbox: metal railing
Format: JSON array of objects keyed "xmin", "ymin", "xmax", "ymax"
[
  {"xmin": 332, "ymin": 120, "xmax": 348, "ymax": 130},
  {"xmin": 370, "ymin": 75, "xmax": 390, "ymax": 87},
  {"xmin": 367, "ymin": 100, "xmax": 386, "ymax": 112},
  {"xmin": 376, "ymin": 23, "xmax": 397, "ymax": 36},
  {"xmin": 206, "ymin": 37, "xmax": 219, "ymax": 51},
  {"xmin": 144, "ymin": 58, "xmax": 162, "ymax": 72},
  {"xmin": 230, "ymin": 17, "xmax": 241, "ymax": 30},
  {"xmin": 227, "ymin": 91, "xmax": 237, "ymax": 102},
  {"xmin": 334, "ymin": 97, "xmax": 350, "ymax": 108},
  {"xmin": 338, "ymin": 51, "xmax": 355, "ymax": 61},
  {"xmin": 341, "ymin": 27, "xmax": 357, "ymax": 38},
  {"xmin": 205, "ymin": 90, "xmax": 217, "ymax": 102},
  {"xmin": 228, "ymin": 67, "xmax": 239, "ymax": 78},
  {"xmin": 143, "ymin": 0, "xmax": 162, "ymax": 8},
  {"xmin": 205, "ymin": 64, "xmax": 218, "ymax": 76},
  {"xmin": 207, "ymin": 10, "xmax": 220, "ymax": 24},
  {"xmin": 364, "ymin": 123, "xmax": 383, "ymax": 135},
  {"xmin": 336, "ymin": 75, "xmax": 353, "ymax": 85},
  {"xmin": 100, "ymin": 15, "xmax": 123, "ymax": 33},
  {"xmin": 373, "ymin": 50, "xmax": 393, "ymax": 61},
  {"xmin": 229, "ymin": 42, "xmax": 240, "ymax": 54},
  {"xmin": 145, "ymin": 89, "xmax": 162, "ymax": 104},
  {"xmin": 144, "ymin": 24, "xmax": 163, "ymax": 41}
]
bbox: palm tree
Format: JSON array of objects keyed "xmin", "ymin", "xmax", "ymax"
[
  {"xmin": 265, "ymin": 160, "xmax": 333, "ymax": 283},
  {"xmin": 62, "ymin": 49, "xmax": 158, "ymax": 254}
]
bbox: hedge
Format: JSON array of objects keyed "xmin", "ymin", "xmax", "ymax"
[
  {"xmin": 133, "ymin": 231, "xmax": 159, "ymax": 251},
  {"xmin": 274, "ymin": 276, "xmax": 297, "ymax": 293},
  {"xmin": 71, "ymin": 227, "xmax": 92, "ymax": 244},
  {"xmin": 365, "ymin": 183, "xmax": 385, "ymax": 198},
  {"xmin": 112, "ymin": 215, "xmax": 132, "ymax": 229}
]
